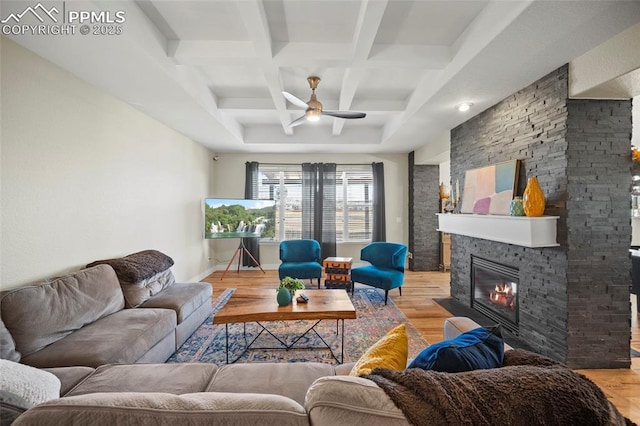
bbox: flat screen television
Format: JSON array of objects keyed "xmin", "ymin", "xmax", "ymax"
[{"xmin": 204, "ymin": 198, "xmax": 276, "ymax": 239}]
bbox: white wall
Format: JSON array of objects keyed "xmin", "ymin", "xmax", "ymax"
[
  {"xmin": 1, "ymin": 38, "xmax": 215, "ymax": 290},
  {"xmin": 209, "ymin": 153, "xmax": 408, "ymax": 269}
]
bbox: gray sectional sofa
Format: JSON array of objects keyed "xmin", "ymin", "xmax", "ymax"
[
  {"xmin": 0, "ymin": 251, "xmax": 212, "ymax": 368},
  {"xmin": 1, "ymin": 255, "xmax": 630, "ymax": 425},
  {"xmin": 2, "ymin": 317, "xmax": 631, "ymax": 426}
]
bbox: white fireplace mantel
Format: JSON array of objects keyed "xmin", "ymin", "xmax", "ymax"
[{"xmin": 437, "ymin": 213, "xmax": 560, "ymax": 248}]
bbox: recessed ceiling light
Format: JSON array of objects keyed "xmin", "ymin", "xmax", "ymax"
[{"xmin": 456, "ymin": 103, "xmax": 473, "ymax": 112}]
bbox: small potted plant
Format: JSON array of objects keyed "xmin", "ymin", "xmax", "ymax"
[{"xmin": 277, "ymin": 276, "xmax": 305, "ymax": 297}]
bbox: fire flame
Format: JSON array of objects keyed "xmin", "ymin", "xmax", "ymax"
[{"xmin": 489, "ymin": 282, "xmax": 516, "ymax": 309}]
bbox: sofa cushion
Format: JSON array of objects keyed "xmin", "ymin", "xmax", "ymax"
[
  {"xmin": 350, "ymin": 324, "xmax": 408, "ymax": 377},
  {"xmin": 121, "ymin": 269, "xmax": 176, "ymax": 308},
  {"xmin": 67, "ymin": 363, "xmax": 219, "ymax": 396},
  {"xmin": 44, "ymin": 366, "xmax": 95, "ymax": 396},
  {"xmin": 87, "ymin": 250, "xmax": 176, "ymax": 308},
  {"xmin": 20, "ymin": 308, "xmax": 176, "ymax": 368},
  {"xmin": 207, "ymin": 362, "xmax": 335, "ymax": 406},
  {"xmin": 140, "ymin": 282, "xmax": 212, "ymax": 323},
  {"xmin": 13, "ymin": 392, "xmax": 309, "ymax": 426},
  {"xmin": 0, "ymin": 318, "xmax": 20, "ymax": 362},
  {"xmin": 305, "ymin": 376, "xmax": 408, "ymax": 426},
  {"xmin": 0, "ymin": 265, "xmax": 125, "ymax": 357},
  {"xmin": 407, "ymin": 326, "xmax": 504, "ymax": 373},
  {"xmin": 0, "ymin": 360, "xmax": 60, "ymax": 406}
]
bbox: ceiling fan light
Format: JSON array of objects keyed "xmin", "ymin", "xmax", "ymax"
[
  {"xmin": 306, "ymin": 110, "xmax": 321, "ymax": 122},
  {"xmin": 456, "ymin": 102, "xmax": 473, "ymax": 112}
]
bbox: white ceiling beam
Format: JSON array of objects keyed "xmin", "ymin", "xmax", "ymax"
[
  {"xmin": 243, "ymin": 125, "xmax": 383, "ymax": 145},
  {"xmin": 367, "ymin": 44, "xmax": 451, "ymax": 68},
  {"xmin": 168, "ymin": 39, "xmax": 451, "ymax": 69},
  {"xmin": 273, "ymin": 42, "xmax": 353, "ymax": 63},
  {"xmin": 168, "ymin": 40, "xmax": 256, "ymax": 63},
  {"xmin": 236, "ymin": 0, "xmax": 293, "ymax": 136},
  {"xmin": 174, "ymin": 66, "xmax": 244, "ymax": 141},
  {"xmin": 217, "ymin": 98, "xmax": 404, "ymax": 115},
  {"xmin": 333, "ymin": 0, "xmax": 388, "ymax": 135},
  {"xmin": 381, "ymin": 0, "xmax": 533, "ymax": 143},
  {"xmin": 218, "ymin": 98, "xmax": 275, "ymax": 110},
  {"xmin": 350, "ymin": 99, "xmax": 406, "ymax": 112}
]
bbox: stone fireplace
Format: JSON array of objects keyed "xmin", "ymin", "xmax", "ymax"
[{"xmin": 447, "ymin": 65, "xmax": 632, "ymax": 369}]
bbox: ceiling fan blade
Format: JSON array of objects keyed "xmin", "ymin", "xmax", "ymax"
[
  {"xmin": 282, "ymin": 91, "xmax": 309, "ymax": 109},
  {"xmin": 288, "ymin": 115, "xmax": 308, "ymax": 127},
  {"xmin": 322, "ymin": 110, "xmax": 366, "ymax": 119}
]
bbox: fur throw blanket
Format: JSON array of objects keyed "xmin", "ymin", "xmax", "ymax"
[
  {"xmin": 87, "ymin": 250, "xmax": 174, "ymax": 283},
  {"xmin": 363, "ymin": 349, "xmax": 634, "ymax": 426}
]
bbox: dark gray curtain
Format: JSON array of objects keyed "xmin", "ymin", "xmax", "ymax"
[
  {"xmin": 302, "ymin": 163, "xmax": 318, "ymax": 240},
  {"xmin": 372, "ymin": 162, "xmax": 386, "ymax": 242},
  {"xmin": 243, "ymin": 161, "xmax": 260, "ymax": 266},
  {"xmin": 302, "ymin": 163, "xmax": 336, "ymax": 258}
]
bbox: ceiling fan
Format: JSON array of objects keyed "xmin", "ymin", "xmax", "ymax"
[{"xmin": 282, "ymin": 76, "xmax": 366, "ymax": 127}]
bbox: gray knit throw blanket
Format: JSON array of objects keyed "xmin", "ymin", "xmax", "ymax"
[{"xmin": 87, "ymin": 250, "xmax": 174, "ymax": 282}]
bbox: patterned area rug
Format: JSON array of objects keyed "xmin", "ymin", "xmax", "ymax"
[{"xmin": 168, "ymin": 287, "xmax": 428, "ymax": 365}]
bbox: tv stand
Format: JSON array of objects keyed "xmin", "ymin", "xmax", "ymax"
[{"xmin": 220, "ymin": 239, "xmax": 265, "ymax": 280}]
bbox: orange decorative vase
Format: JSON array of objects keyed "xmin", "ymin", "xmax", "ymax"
[{"xmin": 523, "ymin": 176, "xmax": 545, "ymax": 217}]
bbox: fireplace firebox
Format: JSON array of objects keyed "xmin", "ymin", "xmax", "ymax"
[{"xmin": 471, "ymin": 256, "xmax": 519, "ymax": 334}]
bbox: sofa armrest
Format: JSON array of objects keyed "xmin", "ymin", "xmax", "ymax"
[{"xmin": 305, "ymin": 376, "xmax": 408, "ymax": 426}]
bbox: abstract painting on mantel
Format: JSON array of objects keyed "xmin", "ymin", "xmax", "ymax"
[{"xmin": 461, "ymin": 160, "xmax": 520, "ymax": 215}]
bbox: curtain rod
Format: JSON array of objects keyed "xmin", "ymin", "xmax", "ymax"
[{"xmin": 257, "ymin": 162, "xmax": 373, "ymax": 166}]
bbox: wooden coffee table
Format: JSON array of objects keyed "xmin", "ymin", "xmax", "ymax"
[{"xmin": 213, "ymin": 289, "xmax": 357, "ymax": 364}]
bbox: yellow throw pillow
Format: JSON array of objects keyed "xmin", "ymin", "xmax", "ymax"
[{"xmin": 349, "ymin": 324, "xmax": 408, "ymax": 376}]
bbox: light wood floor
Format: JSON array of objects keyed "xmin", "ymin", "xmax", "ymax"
[{"xmin": 203, "ymin": 269, "xmax": 640, "ymax": 423}]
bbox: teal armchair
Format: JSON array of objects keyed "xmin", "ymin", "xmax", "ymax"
[
  {"xmin": 278, "ymin": 239, "xmax": 322, "ymax": 287},
  {"xmin": 350, "ymin": 242, "xmax": 407, "ymax": 304}
]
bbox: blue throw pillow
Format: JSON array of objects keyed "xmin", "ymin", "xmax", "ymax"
[{"xmin": 408, "ymin": 326, "xmax": 504, "ymax": 373}]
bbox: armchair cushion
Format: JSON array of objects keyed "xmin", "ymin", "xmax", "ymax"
[
  {"xmin": 360, "ymin": 242, "xmax": 406, "ymax": 271},
  {"xmin": 279, "ymin": 262, "xmax": 322, "ymax": 281},
  {"xmin": 278, "ymin": 240, "xmax": 322, "ymax": 281},
  {"xmin": 350, "ymin": 266, "xmax": 403, "ymax": 291},
  {"xmin": 279, "ymin": 240, "xmax": 321, "ymax": 263}
]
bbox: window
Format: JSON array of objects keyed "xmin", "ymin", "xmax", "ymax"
[
  {"xmin": 257, "ymin": 164, "xmax": 373, "ymax": 243},
  {"xmin": 258, "ymin": 165, "xmax": 302, "ymax": 241},
  {"xmin": 336, "ymin": 166, "xmax": 373, "ymax": 242}
]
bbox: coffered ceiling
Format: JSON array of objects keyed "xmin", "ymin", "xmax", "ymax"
[{"xmin": 4, "ymin": 1, "xmax": 640, "ymax": 154}]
